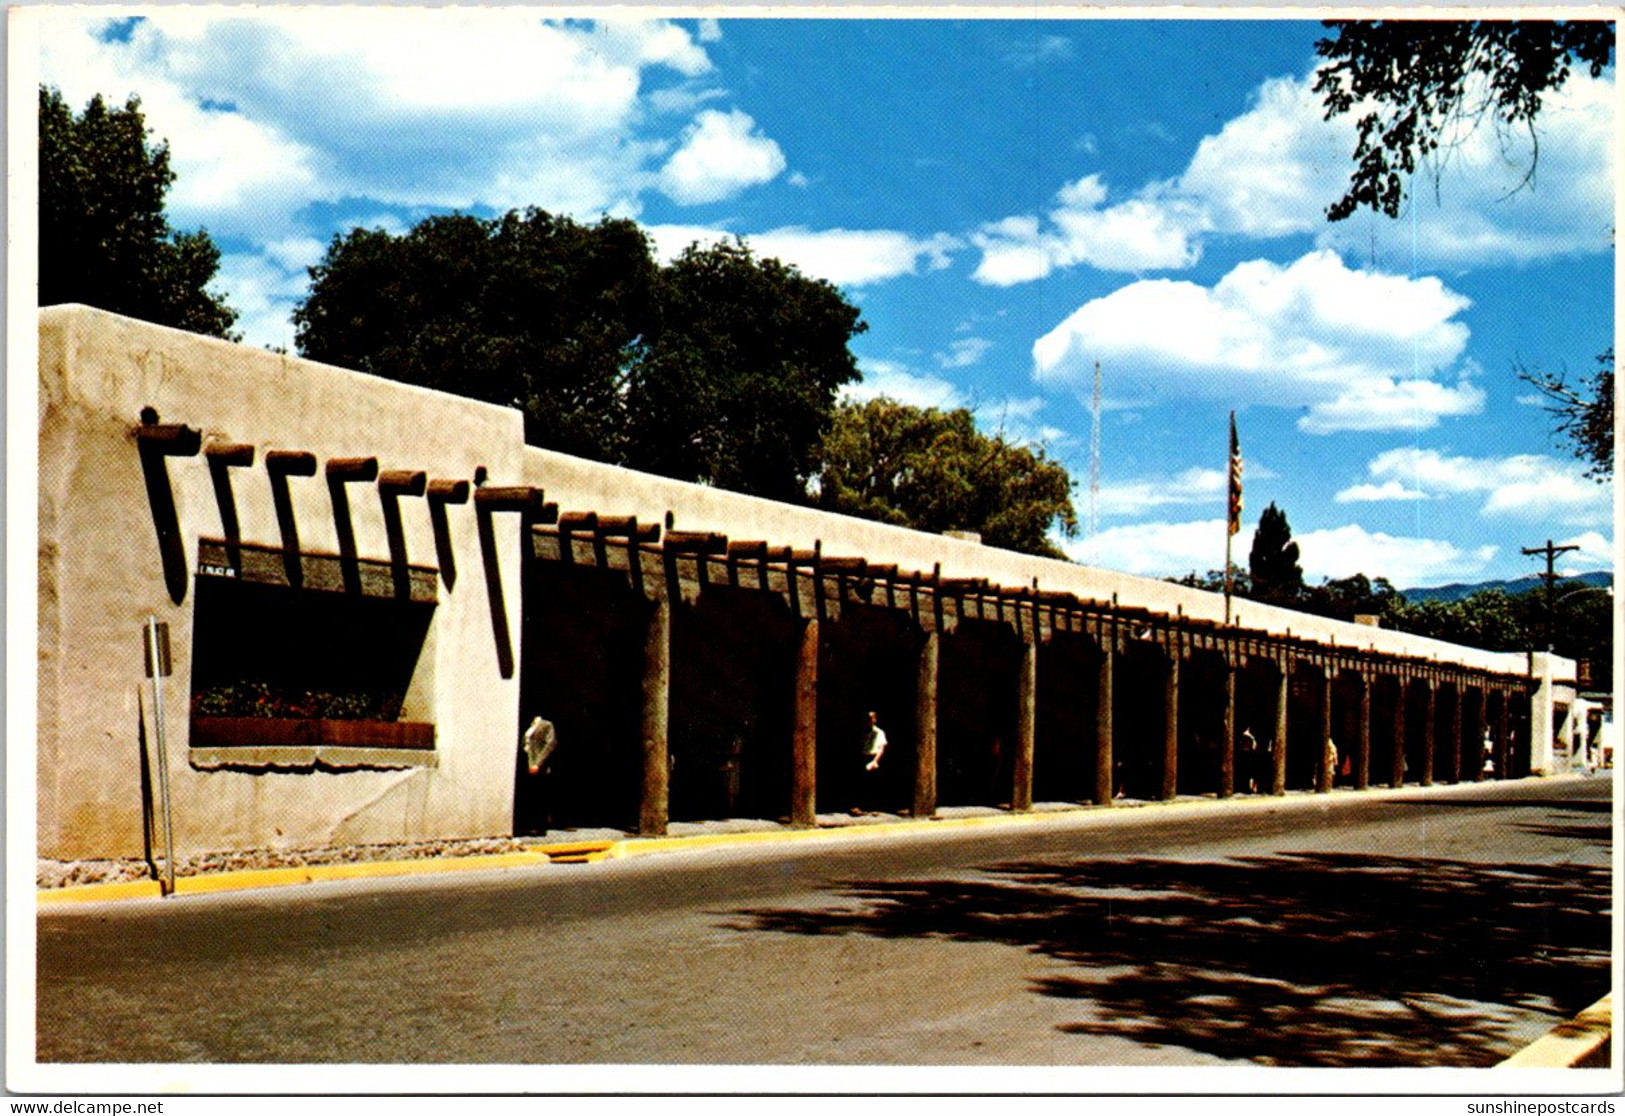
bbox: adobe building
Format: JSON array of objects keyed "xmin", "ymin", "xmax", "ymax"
[{"xmin": 34, "ymin": 306, "xmax": 1583, "ymax": 862}]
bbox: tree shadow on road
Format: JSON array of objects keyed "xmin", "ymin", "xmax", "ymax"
[{"xmin": 728, "ymin": 852, "xmax": 1611, "ymax": 1066}]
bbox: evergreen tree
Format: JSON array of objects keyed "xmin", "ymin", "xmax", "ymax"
[{"xmin": 1248, "ymin": 502, "xmax": 1305, "ymax": 605}]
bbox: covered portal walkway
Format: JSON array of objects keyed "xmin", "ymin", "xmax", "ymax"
[{"xmin": 514, "ymin": 494, "xmax": 1537, "ymax": 836}]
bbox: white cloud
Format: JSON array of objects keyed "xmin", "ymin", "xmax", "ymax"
[
  {"xmin": 1063, "ymin": 518, "xmax": 1251, "ymax": 577},
  {"xmin": 1065, "ymin": 516, "xmax": 1500, "ymax": 585},
  {"xmin": 1554, "ymin": 532, "xmax": 1616, "ymax": 572},
  {"xmin": 1300, "ymin": 378, "xmax": 1486, "ymax": 434},
  {"xmin": 1364, "ymin": 447, "xmax": 1612, "ymax": 524},
  {"xmin": 936, "ymin": 337, "xmax": 992, "ymax": 369},
  {"xmin": 1092, "ymin": 468, "xmax": 1226, "ymax": 518},
  {"xmin": 844, "ymin": 360, "xmax": 967, "ymax": 410},
  {"xmin": 39, "ymin": 12, "xmax": 724, "ymax": 237},
  {"xmin": 1033, "ymin": 249, "xmax": 1480, "ymax": 433},
  {"xmin": 977, "ymin": 66, "xmax": 1613, "ymax": 284},
  {"xmin": 971, "ymin": 175, "xmax": 1204, "ymax": 284},
  {"xmin": 657, "ymin": 108, "xmax": 785, "ymax": 205},
  {"xmin": 214, "ymin": 251, "xmax": 307, "ymax": 351},
  {"xmin": 646, "ymin": 224, "xmax": 959, "ymax": 288},
  {"xmin": 1334, "ymin": 481, "xmax": 1429, "ymax": 504},
  {"xmin": 1293, "ymin": 525, "xmax": 1497, "ymax": 586},
  {"xmin": 1180, "ymin": 68, "xmax": 1616, "ymax": 266},
  {"xmin": 747, "ymin": 227, "xmax": 957, "ymax": 287}
]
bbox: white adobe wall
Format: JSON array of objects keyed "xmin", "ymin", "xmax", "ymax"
[{"xmin": 37, "ymin": 306, "xmax": 526, "ymax": 859}]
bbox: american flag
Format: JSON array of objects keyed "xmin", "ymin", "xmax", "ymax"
[{"xmin": 1227, "ymin": 411, "xmax": 1243, "ymax": 537}]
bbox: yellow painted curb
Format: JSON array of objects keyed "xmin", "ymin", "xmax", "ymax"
[
  {"xmin": 38, "ymin": 850, "xmax": 556, "ymax": 905},
  {"xmin": 1499, "ymin": 995, "xmax": 1613, "ymax": 1068},
  {"xmin": 38, "ymin": 775, "xmax": 1576, "ymax": 904}
]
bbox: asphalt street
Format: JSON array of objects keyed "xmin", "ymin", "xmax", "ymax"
[{"xmin": 35, "ymin": 776, "xmax": 1614, "ymax": 1067}]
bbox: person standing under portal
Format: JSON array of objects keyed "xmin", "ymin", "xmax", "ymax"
[{"xmin": 854, "ymin": 711, "xmax": 888, "ymax": 816}]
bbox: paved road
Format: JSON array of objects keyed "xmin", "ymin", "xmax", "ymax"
[{"xmin": 36, "ymin": 776, "xmax": 1613, "ymax": 1067}]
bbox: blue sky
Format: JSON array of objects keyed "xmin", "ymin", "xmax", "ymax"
[{"xmin": 35, "ymin": 11, "xmax": 1616, "ymax": 587}]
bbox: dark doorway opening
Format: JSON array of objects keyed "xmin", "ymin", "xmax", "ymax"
[
  {"xmin": 668, "ymin": 587, "xmax": 796, "ymax": 824},
  {"xmin": 516, "ymin": 562, "xmax": 646, "ymax": 834},
  {"xmin": 1286, "ymin": 667, "xmax": 1325, "ymax": 791},
  {"xmin": 1033, "ymin": 632, "xmax": 1098, "ymax": 805},
  {"xmin": 1114, "ymin": 641, "xmax": 1169, "ymax": 801},
  {"xmin": 1235, "ymin": 657, "xmax": 1280, "ymax": 794},
  {"xmin": 938, "ymin": 619, "xmax": 1023, "ymax": 808},
  {"xmin": 817, "ymin": 605, "xmax": 919, "ymax": 815}
]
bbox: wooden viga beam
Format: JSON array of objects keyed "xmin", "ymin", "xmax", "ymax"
[
  {"xmin": 426, "ymin": 478, "xmax": 470, "ymax": 504},
  {"xmin": 474, "ymin": 484, "xmax": 550, "ymax": 518},
  {"xmin": 265, "ymin": 449, "xmax": 317, "ymax": 477},
  {"xmin": 818, "ymin": 555, "xmax": 868, "ymax": 576},
  {"xmin": 203, "ymin": 441, "xmax": 255, "ymax": 467},
  {"xmin": 663, "ymin": 530, "xmax": 728, "ymax": 555},
  {"xmin": 325, "ymin": 456, "xmax": 378, "ymax": 483},
  {"xmin": 726, "ymin": 539, "xmax": 769, "ymax": 561},
  {"xmin": 595, "ymin": 516, "xmax": 662, "ymax": 543},
  {"xmin": 378, "ymin": 469, "xmax": 427, "ymax": 498},
  {"xmin": 136, "ymin": 422, "xmax": 203, "ymax": 456}
]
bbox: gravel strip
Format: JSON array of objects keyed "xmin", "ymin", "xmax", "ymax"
[{"xmin": 37, "ymin": 836, "xmax": 533, "ymax": 889}]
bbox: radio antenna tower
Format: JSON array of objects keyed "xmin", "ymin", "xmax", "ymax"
[{"xmin": 1088, "ymin": 360, "xmax": 1102, "ymax": 545}]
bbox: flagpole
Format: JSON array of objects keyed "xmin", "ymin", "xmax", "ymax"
[{"xmin": 1225, "ymin": 410, "xmax": 1240, "ymax": 626}]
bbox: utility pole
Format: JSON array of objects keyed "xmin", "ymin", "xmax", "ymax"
[{"xmin": 1521, "ymin": 538, "xmax": 1580, "ymax": 652}]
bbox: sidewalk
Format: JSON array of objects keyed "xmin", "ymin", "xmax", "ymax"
[{"xmin": 37, "ymin": 774, "xmax": 1596, "ymax": 906}]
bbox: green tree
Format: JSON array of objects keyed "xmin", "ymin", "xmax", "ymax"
[
  {"xmin": 39, "ymin": 86, "xmax": 237, "ymax": 338},
  {"xmin": 816, "ymin": 397, "xmax": 1078, "ymax": 559},
  {"xmin": 294, "ymin": 209, "xmax": 659, "ymax": 462},
  {"xmin": 1314, "ymin": 20, "xmax": 1614, "ymax": 220},
  {"xmin": 1247, "ymin": 502, "xmax": 1305, "ymax": 605},
  {"xmin": 1516, "ymin": 349, "xmax": 1614, "ymax": 479},
  {"xmin": 1382, "ymin": 588, "xmax": 1530, "ymax": 652},
  {"xmin": 1299, "ymin": 572, "xmax": 1403, "ymax": 622},
  {"xmin": 626, "ymin": 240, "xmax": 866, "ymax": 502}
]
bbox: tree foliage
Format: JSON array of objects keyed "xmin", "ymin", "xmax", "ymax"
[
  {"xmin": 39, "ymin": 85, "xmax": 237, "ymax": 338},
  {"xmin": 1314, "ymin": 20, "xmax": 1614, "ymax": 220},
  {"xmin": 1516, "ymin": 348, "xmax": 1614, "ymax": 479},
  {"xmin": 817, "ymin": 397, "xmax": 1079, "ymax": 558},
  {"xmin": 295, "ymin": 223, "xmax": 865, "ymax": 501},
  {"xmin": 1300, "ymin": 573, "xmax": 1403, "ymax": 623},
  {"xmin": 1247, "ymin": 502, "xmax": 1305, "ymax": 605},
  {"xmin": 294, "ymin": 210, "xmax": 659, "ymax": 462},
  {"xmin": 626, "ymin": 240, "xmax": 866, "ymax": 503}
]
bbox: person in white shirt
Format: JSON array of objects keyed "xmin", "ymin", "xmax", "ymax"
[
  {"xmin": 864, "ymin": 710, "xmax": 888, "ymax": 771},
  {"xmin": 853, "ymin": 711, "xmax": 888, "ymax": 815}
]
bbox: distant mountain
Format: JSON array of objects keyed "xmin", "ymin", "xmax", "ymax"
[{"xmin": 1402, "ymin": 570, "xmax": 1613, "ymax": 603}]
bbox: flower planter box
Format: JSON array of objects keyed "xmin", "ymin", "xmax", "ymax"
[{"xmin": 191, "ymin": 716, "xmax": 435, "ymax": 751}]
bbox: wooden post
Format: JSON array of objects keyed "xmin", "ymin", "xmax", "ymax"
[
  {"xmin": 1272, "ymin": 660, "xmax": 1289, "ymax": 796},
  {"xmin": 1354, "ymin": 670, "xmax": 1371, "ymax": 791},
  {"xmin": 1161, "ymin": 644, "xmax": 1180, "ymax": 801},
  {"xmin": 1219, "ymin": 660, "xmax": 1237, "ymax": 798},
  {"xmin": 1420, "ymin": 680, "xmax": 1437, "ymax": 786},
  {"xmin": 1316, "ymin": 667, "xmax": 1333, "ymax": 794},
  {"xmin": 1391, "ymin": 676, "xmax": 1408, "ymax": 787},
  {"xmin": 791, "ymin": 616, "xmax": 818, "ymax": 828},
  {"xmin": 1094, "ymin": 642, "xmax": 1114, "ymax": 806},
  {"xmin": 914, "ymin": 629, "xmax": 939, "ymax": 819},
  {"xmin": 1495, "ymin": 690, "xmax": 1511, "ymax": 780},
  {"xmin": 1450, "ymin": 683, "xmax": 1466, "ymax": 784},
  {"xmin": 639, "ymin": 595, "xmax": 671, "ymax": 836},
  {"xmin": 1012, "ymin": 638, "xmax": 1037, "ymax": 812}
]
